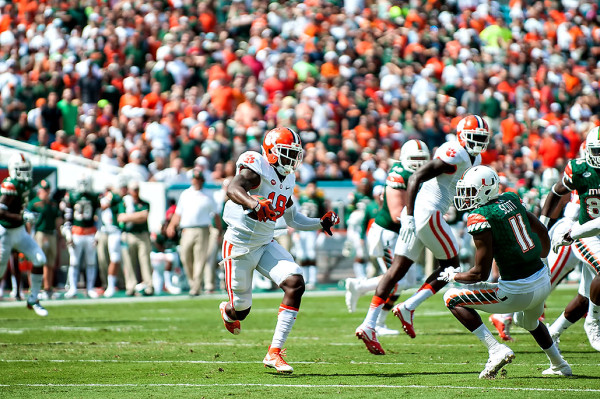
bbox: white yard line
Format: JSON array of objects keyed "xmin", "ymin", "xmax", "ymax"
[
  {"xmin": 0, "ymin": 383, "xmax": 598, "ymax": 392},
  {"xmin": 1, "ymin": 359, "xmax": 598, "ymax": 367}
]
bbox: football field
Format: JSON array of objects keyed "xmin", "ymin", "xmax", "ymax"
[{"xmin": 1, "ymin": 287, "xmax": 599, "ymax": 398}]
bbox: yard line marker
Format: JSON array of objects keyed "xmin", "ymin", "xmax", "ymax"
[{"xmin": 2, "ymin": 383, "xmax": 599, "ymax": 392}]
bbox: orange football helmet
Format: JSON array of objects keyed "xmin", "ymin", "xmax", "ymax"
[
  {"xmin": 456, "ymin": 115, "xmax": 490, "ymax": 156},
  {"xmin": 262, "ymin": 127, "xmax": 303, "ymax": 175}
]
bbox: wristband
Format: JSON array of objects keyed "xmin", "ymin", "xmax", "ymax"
[{"xmin": 253, "ymin": 201, "xmax": 261, "ymax": 212}]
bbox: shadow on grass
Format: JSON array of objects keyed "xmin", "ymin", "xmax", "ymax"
[{"xmin": 271, "ymin": 370, "xmax": 475, "ymax": 378}]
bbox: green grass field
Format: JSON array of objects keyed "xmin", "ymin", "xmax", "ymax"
[{"xmin": 1, "ymin": 287, "xmax": 599, "ymax": 398}]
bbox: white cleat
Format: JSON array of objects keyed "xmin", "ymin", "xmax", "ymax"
[
  {"xmin": 345, "ymin": 278, "xmax": 360, "ymax": 313},
  {"xmin": 87, "ymin": 290, "xmax": 100, "ymax": 299},
  {"xmin": 103, "ymin": 287, "xmax": 115, "ymax": 298},
  {"xmin": 542, "ymin": 361, "xmax": 572, "ymax": 376},
  {"xmin": 63, "ymin": 289, "xmax": 78, "ymax": 299},
  {"xmin": 584, "ymin": 317, "xmax": 600, "ymax": 351},
  {"xmin": 165, "ymin": 285, "xmax": 182, "ymax": 295},
  {"xmin": 375, "ymin": 324, "xmax": 400, "ymax": 336},
  {"xmin": 479, "ymin": 344, "xmax": 515, "ymax": 379},
  {"xmin": 27, "ymin": 299, "xmax": 48, "ymax": 317},
  {"xmin": 263, "ymin": 347, "xmax": 293, "ymax": 374}
]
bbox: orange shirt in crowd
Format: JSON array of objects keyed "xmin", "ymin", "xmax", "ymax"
[{"xmin": 500, "ymin": 118, "xmax": 523, "ymax": 145}]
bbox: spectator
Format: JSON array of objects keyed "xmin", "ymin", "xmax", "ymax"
[
  {"xmin": 167, "ymin": 168, "xmax": 222, "ymax": 296},
  {"xmin": 118, "ymin": 181, "xmax": 153, "ymax": 296},
  {"xmin": 56, "ymin": 89, "xmax": 79, "ymax": 136},
  {"xmin": 40, "ymin": 92, "xmax": 62, "ymax": 136}
]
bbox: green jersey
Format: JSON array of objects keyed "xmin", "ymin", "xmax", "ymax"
[
  {"xmin": 375, "ymin": 162, "xmax": 412, "ymax": 233},
  {"xmin": 152, "ymin": 232, "xmax": 179, "ymax": 253},
  {"xmin": 65, "ymin": 192, "xmax": 100, "ymax": 228},
  {"xmin": 346, "ymin": 191, "xmax": 373, "ymax": 235},
  {"xmin": 563, "ymin": 158, "xmax": 600, "ymax": 224},
  {"xmin": 100, "ymin": 192, "xmax": 122, "ymax": 229},
  {"xmin": 298, "ymin": 193, "xmax": 326, "ymax": 219},
  {"xmin": 118, "ymin": 198, "xmax": 150, "ymax": 233},
  {"xmin": 467, "ymin": 192, "xmax": 543, "ymax": 281},
  {"xmin": 0, "ymin": 177, "xmax": 32, "ymax": 229},
  {"xmin": 27, "ymin": 196, "xmax": 61, "ymax": 233}
]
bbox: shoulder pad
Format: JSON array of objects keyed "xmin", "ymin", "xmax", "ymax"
[
  {"xmin": 0, "ymin": 180, "xmax": 17, "ymax": 195},
  {"xmin": 237, "ymin": 151, "xmax": 264, "ymax": 177},
  {"xmin": 466, "ymin": 212, "xmax": 491, "ymax": 234}
]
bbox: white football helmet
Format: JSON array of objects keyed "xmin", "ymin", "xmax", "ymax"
[
  {"xmin": 75, "ymin": 174, "xmax": 92, "ymax": 193},
  {"xmin": 454, "ymin": 166, "xmax": 500, "ymax": 211},
  {"xmin": 541, "ymin": 168, "xmax": 559, "ymax": 190},
  {"xmin": 8, "ymin": 153, "xmax": 32, "ymax": 182},
  {"xmin": 400, "ymin": 139, "xmax": 431, "ymax": 172},
  {"xmin": 585, "ymin": 126, "xmax": 600, "ymax": 168}
]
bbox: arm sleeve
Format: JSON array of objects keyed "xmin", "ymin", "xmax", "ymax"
[
  {"xmin": 283, "ymin": 204, "xmax": 322, "ymax": 231},
  {"xmin": 570, "ymin": 219, "xmax": 600, "ymax": 240}
]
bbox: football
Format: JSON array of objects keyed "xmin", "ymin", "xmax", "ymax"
[{"xmin": 248, "ymin": 194, "xmax": 275, "ymax": 220}]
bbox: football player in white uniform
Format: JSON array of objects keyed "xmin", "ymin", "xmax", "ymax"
[
  {"xmin": 220, "ymin": 127, "xmax": 340, "ymax": 374},
  {"xmin": 356, "ymin": 115, "xmax": 490, "ymax": 355},
  {"xmin": 347, "ymin": 140, "xmax": 430, "ymax": 337}
]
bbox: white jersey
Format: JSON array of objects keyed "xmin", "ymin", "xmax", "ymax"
[
  {"xmin": 223, "ymin": 151, "xmax": 295, "ymax": 247},
  {"xmin": 417, "ymin": 141, "xmax": 480, "ymax": 218}
]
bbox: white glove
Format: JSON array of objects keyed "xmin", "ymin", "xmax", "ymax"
[
  {"xmin": 399, "ymin": 214, "xmax": 416, "ymax": 248},
  {"xmin": 438, "ymin": 266, "xmax": 461, "ymax": 283},
  {"xmin": 23, "ymin": 210, "xmax": 38, "ymax": 224},
  {"xmin": 552, "ymin": 230, "xmax": 574, "ymax": 253}
]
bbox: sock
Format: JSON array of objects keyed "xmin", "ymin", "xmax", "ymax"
[
  {"xmin": 163, "ymin": 270, "xmax": 172, "ymax": 288},
  {"xmin": 588, "ymin": 299, "xmax": 600, "ymax": 321},
  {"xmin": 364, "ymin": 296, "xmax": 386, "ymax": 328},
  {"xmin": 29, "ymin": 273, "xmax": 43, "ymax": 302},
  {"xmin": 550, "ymin": 313, "xmax": 574, "ymax": 336},
  {"xmin": 376, "ymin": 309, "xmax": 389, "ymax": 327},
  {"xmin": 543, "ymin": 343, "xmax": 564, "ymax": 366},
  {"xmin": 107, "ymin": 275, "xmax": 117, "ymax": 290},
  {"xmin": 86, "ymin": 266, "xmax": 97, "ymax": 292},
  {"xmin": 308, "ymin": 266, "xmax": 317, "ymax": 286},
  {"xmin": 360, "ymin": 276, "xmax": 382, "ymax": 293},
  {"xmin": 301, "ymin": 267, "xmax": 310, "ymax": 283},
  {"xmin": 271, "ymin": 304, "xmax": 298, "ymax": 349},
  {"xmin": 404, "ymin": 283, "xmax": 436, "ymax": 311},
  {"xmin": 10, "ymin": 275, "xmax": 18, "ymax": 293},
  {"xmin": 473, "ymin": 324, "xmax": 501, "ymax": 352},
  {"xmin": 353, "ymin": 262, "xmax": 366, "ymax": 279},
  {"xmin": 68, "ymin": 266, "xmax": 79, "ymax": 292},
  {"xmin": 152, "ymin": 270, "xmax": 163, "ymax": 293}
]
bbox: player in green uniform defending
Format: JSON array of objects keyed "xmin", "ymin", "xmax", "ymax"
[
  {"xmin": 0, "ymin": 153, "xmax": 48, "ymax": 316},
  {"xmin": 441, "ymin": 166, "xmax": 571, "ymax": 378},
  {"xmin": 61, "ymin": 175, "xmax": 101, "ymax": 299},
  {"xmin": 295, "ymin": 182, "xmax": 327, "ymax": 289},
  {"xmin": 346, "ymin": 140, "xmax": 430, "ymax": 336},
  {"xmin": 541, "ymin": 126, "xmax": 600, "ymax": 351}
]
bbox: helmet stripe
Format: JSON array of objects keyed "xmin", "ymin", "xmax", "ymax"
[
  {"xmin": 416, "ymin": 140, "xmax": 422, "ymax": 150},
  {"xmin": 474, "ymin": 115, "xmax": 484, "ymax": 129}
]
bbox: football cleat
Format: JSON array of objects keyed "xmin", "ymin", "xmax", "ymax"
[
  {"xmin": 103, "ymin": 287, "xmax": 115, "ymax": 298},
  {"xmin": 27, "ymin": 299, "xmax": 48, "ymax": 317},
  {"xmin": 584, "ymin": 317, "xmax": 600, "ymax": 351},
  {"xmin": 263, "ymin": 346, "xmax": 293, "ymax": 374},
  {"xmin": 375, "ymin": 324, "xmax": 400, "ymax": 336},
  {"xmin": 489, "ymin": 314, "xmax": 514, "ymax": 342},
  {"xmin": 392, "ymin": 302, "xmax": 416, "ymax": 338},
  {"xmin": 345, "ymin": 278, "xmax": 360, "ymax": 313},
  {"xmin": 87, "ymin": 289, "xmax": 100, "ymax": 299},
  {"xmin": 542, "ymin": 361, "xmax": 572, "ymax": 376},
  {"xmin": 63, "ymin": 289, "xmax": 77, "ymax": 299},
  {"xmin": 355, "ymin": 324, "xmax": 385, "ymax": 355},
  {"xmin": 219, "ymin": 302, "xmax": 241, "ymax": 335},
  {"xmin": 479, "ymin": 344, "xmax": 515, "ymax": 379},
  {"xmin": 165, "ymin": 285, "xmax": 182, "ymax": 295}
]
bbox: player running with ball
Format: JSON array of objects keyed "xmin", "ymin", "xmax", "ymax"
[
  {"xmin": 442, "ymin": 166, "xmax": 571, "ymax": 378},
  {"xmin": 219, "ymin": 127, "xmax": 339, "ymax": 374}
]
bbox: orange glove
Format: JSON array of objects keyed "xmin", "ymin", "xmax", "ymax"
[
  {"xmin": 320, "ymin": 211, "xmax": 340, "ymax": 236},
  {"xmin": 252, "ymin": 195, "xmax": 276, "ymax": 222}
]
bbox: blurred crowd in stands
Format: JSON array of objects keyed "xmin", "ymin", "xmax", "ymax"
[{"xmin": 0, "ymin": 0, "xmax": 599, "ymax": 190}]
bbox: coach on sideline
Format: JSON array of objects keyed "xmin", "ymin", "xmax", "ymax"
[
  {"xmin": 167, "ymin": 167, "xmax": 222, "ymax": 296},
  {"xmin": 118, "ymin": 180, "xmax": 154, "ymax": 296}
]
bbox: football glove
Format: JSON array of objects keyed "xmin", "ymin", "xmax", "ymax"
[
  {"xmin": 552, "ymin": 230, "xmax": 574, "ymax": 253},
  {"xmin": 399, "ymin": 214, "xmax": 416, "ymax": 248},
  {"xmin": 320, "ymin": 211, "xmax": 340, "ymax": 236},
  {"xmin": 437, "ymin": 266, "xmax": 461, "ymax": 283},
  {"xmin": 252, "ymin": 196, "xmax": 276, "ymax": 222}
]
